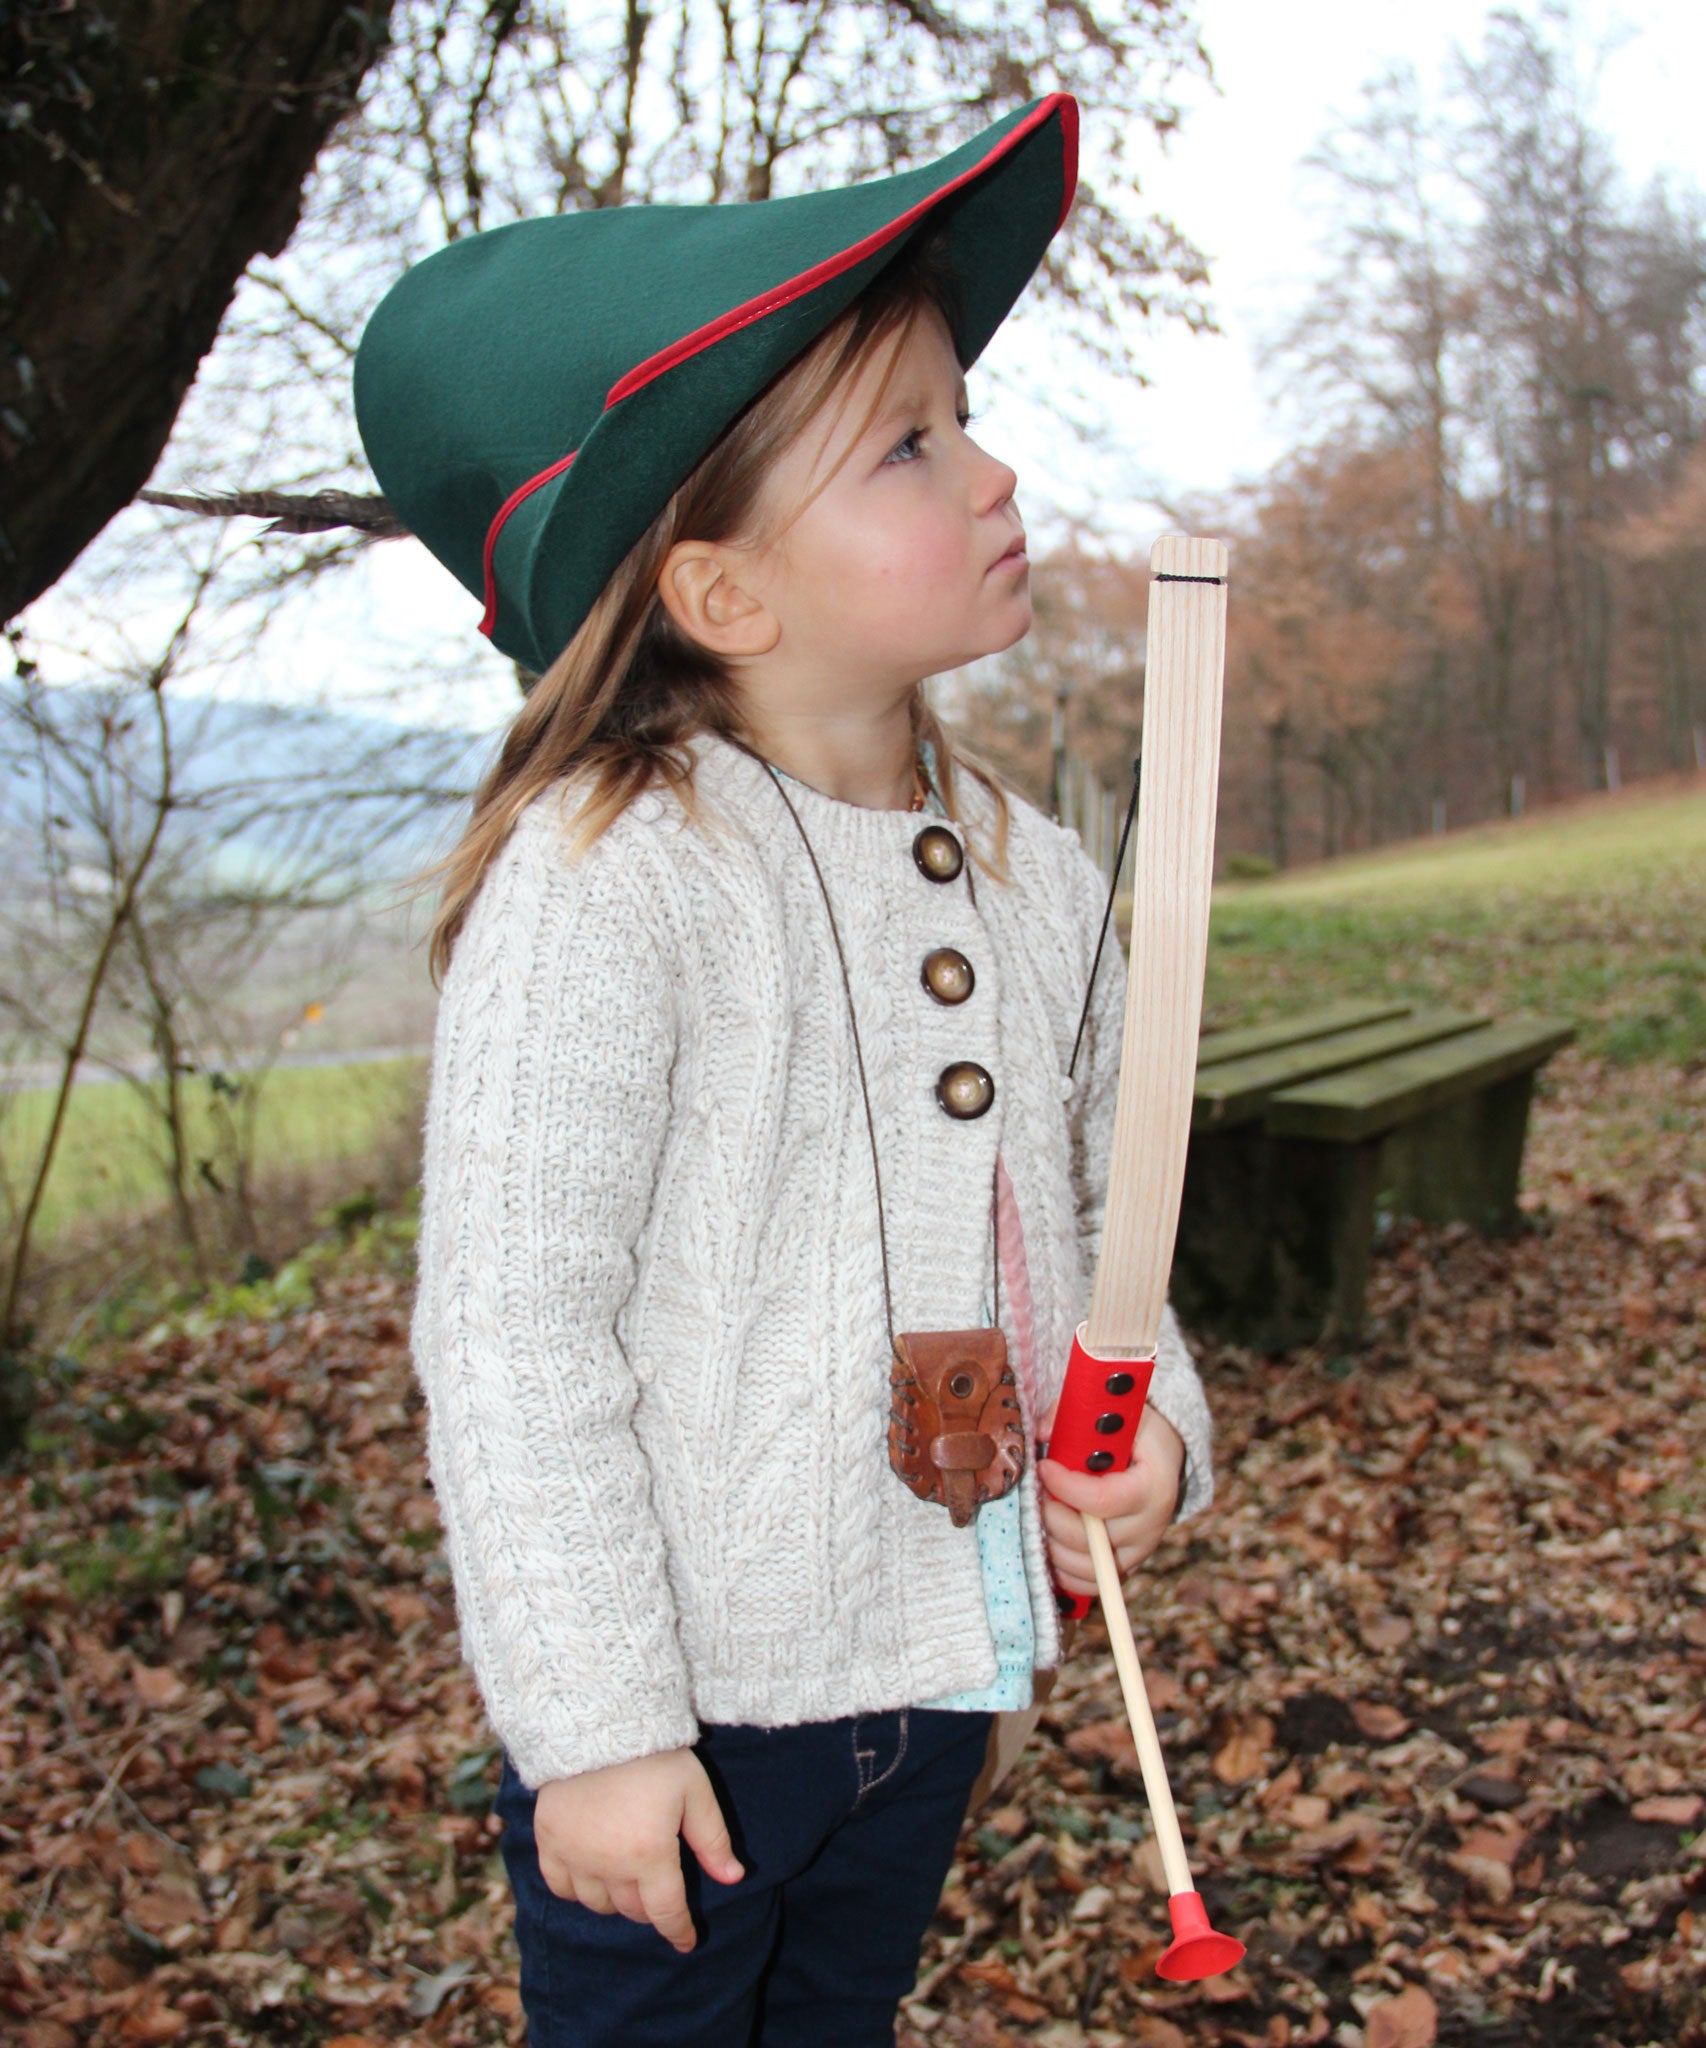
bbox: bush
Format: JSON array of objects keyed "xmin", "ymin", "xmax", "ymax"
[{"xmin": 1223, "ymin": 851, "xmax": 1278, "ymax": 881}]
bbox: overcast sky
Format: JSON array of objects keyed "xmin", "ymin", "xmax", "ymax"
[
  {"xmin": 982, "ymin": 0, "xmax": 1706, "ymax": 537},
  {"xmin": 27, "ymin": 0, "xmax": 1706, "ymax": 732}
]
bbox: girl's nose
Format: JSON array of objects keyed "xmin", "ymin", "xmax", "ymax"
[{"xmin": 971, "ymin": 442, "xmax": 1019, "ymax": 514}]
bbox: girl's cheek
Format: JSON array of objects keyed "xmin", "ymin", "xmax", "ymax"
[{"xmin": 879, "ymin": 519, "xmax": 964, "ymax": 593}]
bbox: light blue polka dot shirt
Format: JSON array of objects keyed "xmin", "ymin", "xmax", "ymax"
[{"xmin": 915, "ymin": 758, "xmax": 1036, "ymax": 1712}]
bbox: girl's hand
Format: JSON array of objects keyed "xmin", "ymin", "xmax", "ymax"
[
  {"xmin": 1036, "ymin": 1402, "xmax": 1185, "ymax": 1600},
  {"xmin": 533, "ymin": 1746, "xmax": 744, "ymax": 1953}
]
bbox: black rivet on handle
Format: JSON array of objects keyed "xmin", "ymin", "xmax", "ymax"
[
  {"xmin": 1104, "ymin": 1372, "xmax": 1135, "ymax": 1396},
  {"xmin": 1094, "ymin": 1412, "xmax": 1123, "ymax": 1435},
  {"xmin": 1085, "ymin": 1450, "xmax": 1114, "ymax": 1473}
]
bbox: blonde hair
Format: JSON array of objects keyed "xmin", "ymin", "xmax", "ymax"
[{"xmin": 426, "ymin": 232, "xmax": 1014, "ymax": 982}]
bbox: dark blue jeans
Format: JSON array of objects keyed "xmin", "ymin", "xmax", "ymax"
[{"xmin": 494, "ymin": 1706, "xmax": 993, "ymax": 2047}]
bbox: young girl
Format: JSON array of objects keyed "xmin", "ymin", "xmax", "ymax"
[{"xmin": 355, "ymin": 92, "xmax": 1214, "ymax": 2047}]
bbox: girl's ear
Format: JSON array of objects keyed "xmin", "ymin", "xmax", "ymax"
[{"xmin": 657, "ymin": 540, "xmax": 780, "ymax": 658}]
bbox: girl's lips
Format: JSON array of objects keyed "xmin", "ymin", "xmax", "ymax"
[{"xmin": 991, "ymin": 536, "xmax": 1028, "ymax": 570}]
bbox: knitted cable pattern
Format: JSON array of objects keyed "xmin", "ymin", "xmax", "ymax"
[{"xmin": 411, "ymin": 733, "xmax": 1215, "ymax": 1787}]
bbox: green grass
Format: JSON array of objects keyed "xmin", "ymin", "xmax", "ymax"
[
  {"xmin": 6, "ymin": 786, "xmax": 1701, "ymax": 1255},
  {"xmin": 0, "ymin": 1055, "xmax": 425, "ymax": 1246},
  {"xmin": 1203, "ymin": 782, "xmax": 1706, "ymax": 1065}
]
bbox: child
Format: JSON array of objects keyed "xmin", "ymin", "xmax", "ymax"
[{"xmin": 354, "ymin": 92, "xmax": 1214, "ymax": 2048}]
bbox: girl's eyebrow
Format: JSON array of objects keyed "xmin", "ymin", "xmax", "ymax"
[{"xmin": 866, "ymin": 378, "xmax": 973, "ymax": 440}]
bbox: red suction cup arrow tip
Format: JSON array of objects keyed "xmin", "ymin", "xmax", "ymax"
[{"xmin": 1155, "ymin": 1889, "xmax": 1246, "ymax": 1983}]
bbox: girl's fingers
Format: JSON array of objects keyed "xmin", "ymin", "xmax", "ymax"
[
  {"xmin": 1037, "ymin": 1456, "xmax": 1159, "ymax": 1519},
  {"xmin": 572, "ymin": 1874, "xmax": 615, "ymax": 1916},
  {"xmin": 608, "ymin": 1877, "xmax": 649, "ymax": 1922},
  {"xmin": 1044, "ymin": 1501, "xmax": 1166, "ymax": 1590},
  {"xmin": 639, "ymin": 1869, "xmax": 699, "ymax": 1954},
  {"xmin": 680, "ymin": 1762, "xmax": 745, "ymax": 1886},
  {"xmin": 1113, "ymin": 1525, "xmax": 1164, "ymax": 1575}
]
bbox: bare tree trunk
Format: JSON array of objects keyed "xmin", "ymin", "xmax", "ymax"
[
  {"xmin": 1266, "ymin": 719, "xmax": 1290, "ymax": 870},
  {"xmin": 126, "ymin": 917, "xmax": 204, "ymax": 1269},
  {"xmin": 0, "ymin": 673, "xmax": 176, "ymax": 1349},
  {"xmin": 0, "ymin": 1, "xmax": 397, "ymax": 622}
]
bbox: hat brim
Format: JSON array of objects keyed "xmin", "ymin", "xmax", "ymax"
[{"xmin": 481, "ymin": 94, "xmax": 1077, "ymax": 672}]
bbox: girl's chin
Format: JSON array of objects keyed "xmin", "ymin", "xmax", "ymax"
[
  {"xmin": 984, "ymin": 600, "xmax": 1035, "ymax": 655},
  {"xmin": 925, "ymin": 625, "xmax": 1033, "ymax": 674},
  {"xmin": 842, "ymin": 599, "xmax": 1034, "ymax": 676}
]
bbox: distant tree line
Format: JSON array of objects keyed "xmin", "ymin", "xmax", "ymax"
[{"xmin": 970, "ymin": 7, "xmax": 1706, "ymax": 869}]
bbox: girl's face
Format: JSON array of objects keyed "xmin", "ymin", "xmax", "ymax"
[{"xmin": 732, "ymin": 305, "xmax": 1030, "ymax": 703}]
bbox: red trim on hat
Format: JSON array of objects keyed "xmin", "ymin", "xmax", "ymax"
[
  {"xmin": 477, "ymin": 94, "xmax": 1077, "ymax": 641},
  {"xmin": 479, "ymin": 449, "xmax": 578, "ymax": 636},
  {"xmin": 605, "ymin": 93, "xmax": 1078, "ymax": 408}
]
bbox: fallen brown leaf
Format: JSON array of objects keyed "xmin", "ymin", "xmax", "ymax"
[
  {"xmin": 116, "ymin": 2004, "xmax": 189, "ymax": 2046},
  {"xmin": 1364, "ymin": 1984, "xmax": 1438, "ymax": 2048},
  {"xmin": 1448, "ymin": 1851, "xmax": 1514, "ymax": 1902},
  {"xmin": 1130, "ymin": 2018, "xmax": 1191, "ymax": 2048},
  {"xmin": 1632, "ymin": 1793, "xmax": 1703, "ymax": 1825},
  {"xmin": 1065, "ymin": 1718, "xmax": 1139, "ymax": 1770},
  {"xmin": 1211, "ymin": 1712, "xmax": 1275, "ymax": 1785},
  {"xmin": 1476, "ymin": 1718, "xmax": 1532, "ymax": 1756},
  {"xmin": 1456, "ymin": 1825, "xmax": 1526, "ymax": 1867},
  {"xmin": 1358, "ymin": 1613, "xmax": 1414, "ymax": 1653},
  {"xmin": 129, "ymin": 1660, "xmax": 186, "ymax": 1709}
]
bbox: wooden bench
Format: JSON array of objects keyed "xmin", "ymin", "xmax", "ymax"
[{"xmin": 1170, "ymin": 999, "xmax": 1574, "ymax": 1351}]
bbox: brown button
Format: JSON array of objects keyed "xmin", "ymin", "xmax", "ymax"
[
  {"xmin": 920, "ymin": 948, "xmax": 974, "ymax": 1005},
  {"xmin": 912, "ymin": 825, "xmax": 964, "ymax": 882},
  {"xmin": 936, "ymin": 1061, "xmax": 994, "ymax": 1120}
]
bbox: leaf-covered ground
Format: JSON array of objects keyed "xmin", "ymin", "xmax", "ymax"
[{"xmin": 1, "ymin": 1055, "xmax": 1702, "ymax": 2048}]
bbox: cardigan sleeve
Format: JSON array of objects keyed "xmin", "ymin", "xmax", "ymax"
[
  {"xmin": 410, "ymin": 800, "xmax": 698, "ymax": 1787},
  {"xmin": 1064, "ymin": 839, "xmax": 1215, "ymax": 1521}
]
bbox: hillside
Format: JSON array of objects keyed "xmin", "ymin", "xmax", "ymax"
[{"xmin": 1205, "ymin": 777, "xmax": 1706, "ymax": 1070}]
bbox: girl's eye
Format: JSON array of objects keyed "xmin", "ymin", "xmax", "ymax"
[{"xmin": 885, "ymin": 409, "xmax": 981, "ymax": 465}]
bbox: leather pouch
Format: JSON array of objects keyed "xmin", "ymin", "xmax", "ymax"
[{"xmin": 888, "ymin": 1328, "xmax": 1025, "ymax": 1527}]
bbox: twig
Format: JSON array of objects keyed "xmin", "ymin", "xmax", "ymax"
[
  {"xmin": 1397, "ymin": 1756, "xmax": 1480, "ymax": 1867},
  {"xmin": 904, "ymin": 1910, "xmax": 991, "ymax": 2006},
  {"xmin": 21, "ymin": 1639, "xmax": 215, "ymax": 1941},
  {"xmin": 58, "ymin": 1255, "xmax": 151, "ymax": 1351}
]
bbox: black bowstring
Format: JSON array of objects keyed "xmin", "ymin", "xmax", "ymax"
[{"xmin": 1067, "ymin": 753, "xmax": 1141, "ymax": 1083}]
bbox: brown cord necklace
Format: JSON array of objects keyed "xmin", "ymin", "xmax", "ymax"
[{"xmin": 730, "ymin": 737, "xmax": 1026, "ymax": 1526}]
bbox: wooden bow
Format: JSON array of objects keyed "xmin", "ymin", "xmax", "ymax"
[{"xmin": 1062, "ymin": 532, "xmax": 1243, "ymax": 1980}]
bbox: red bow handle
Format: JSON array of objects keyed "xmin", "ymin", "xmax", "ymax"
[{"xmin": 1039, "ymin": 1323, "xmax": 1154, "ymax": 1620}]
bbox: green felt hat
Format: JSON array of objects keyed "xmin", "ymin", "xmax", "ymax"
[{"xmin": 352, "ymin": 94, "xmax": 1078, "ymax": 674}]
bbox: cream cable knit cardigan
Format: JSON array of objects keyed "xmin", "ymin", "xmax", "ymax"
[{"xmin": 412, "ymin": 733, "xmax": 1214, "ymax": 1790}]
